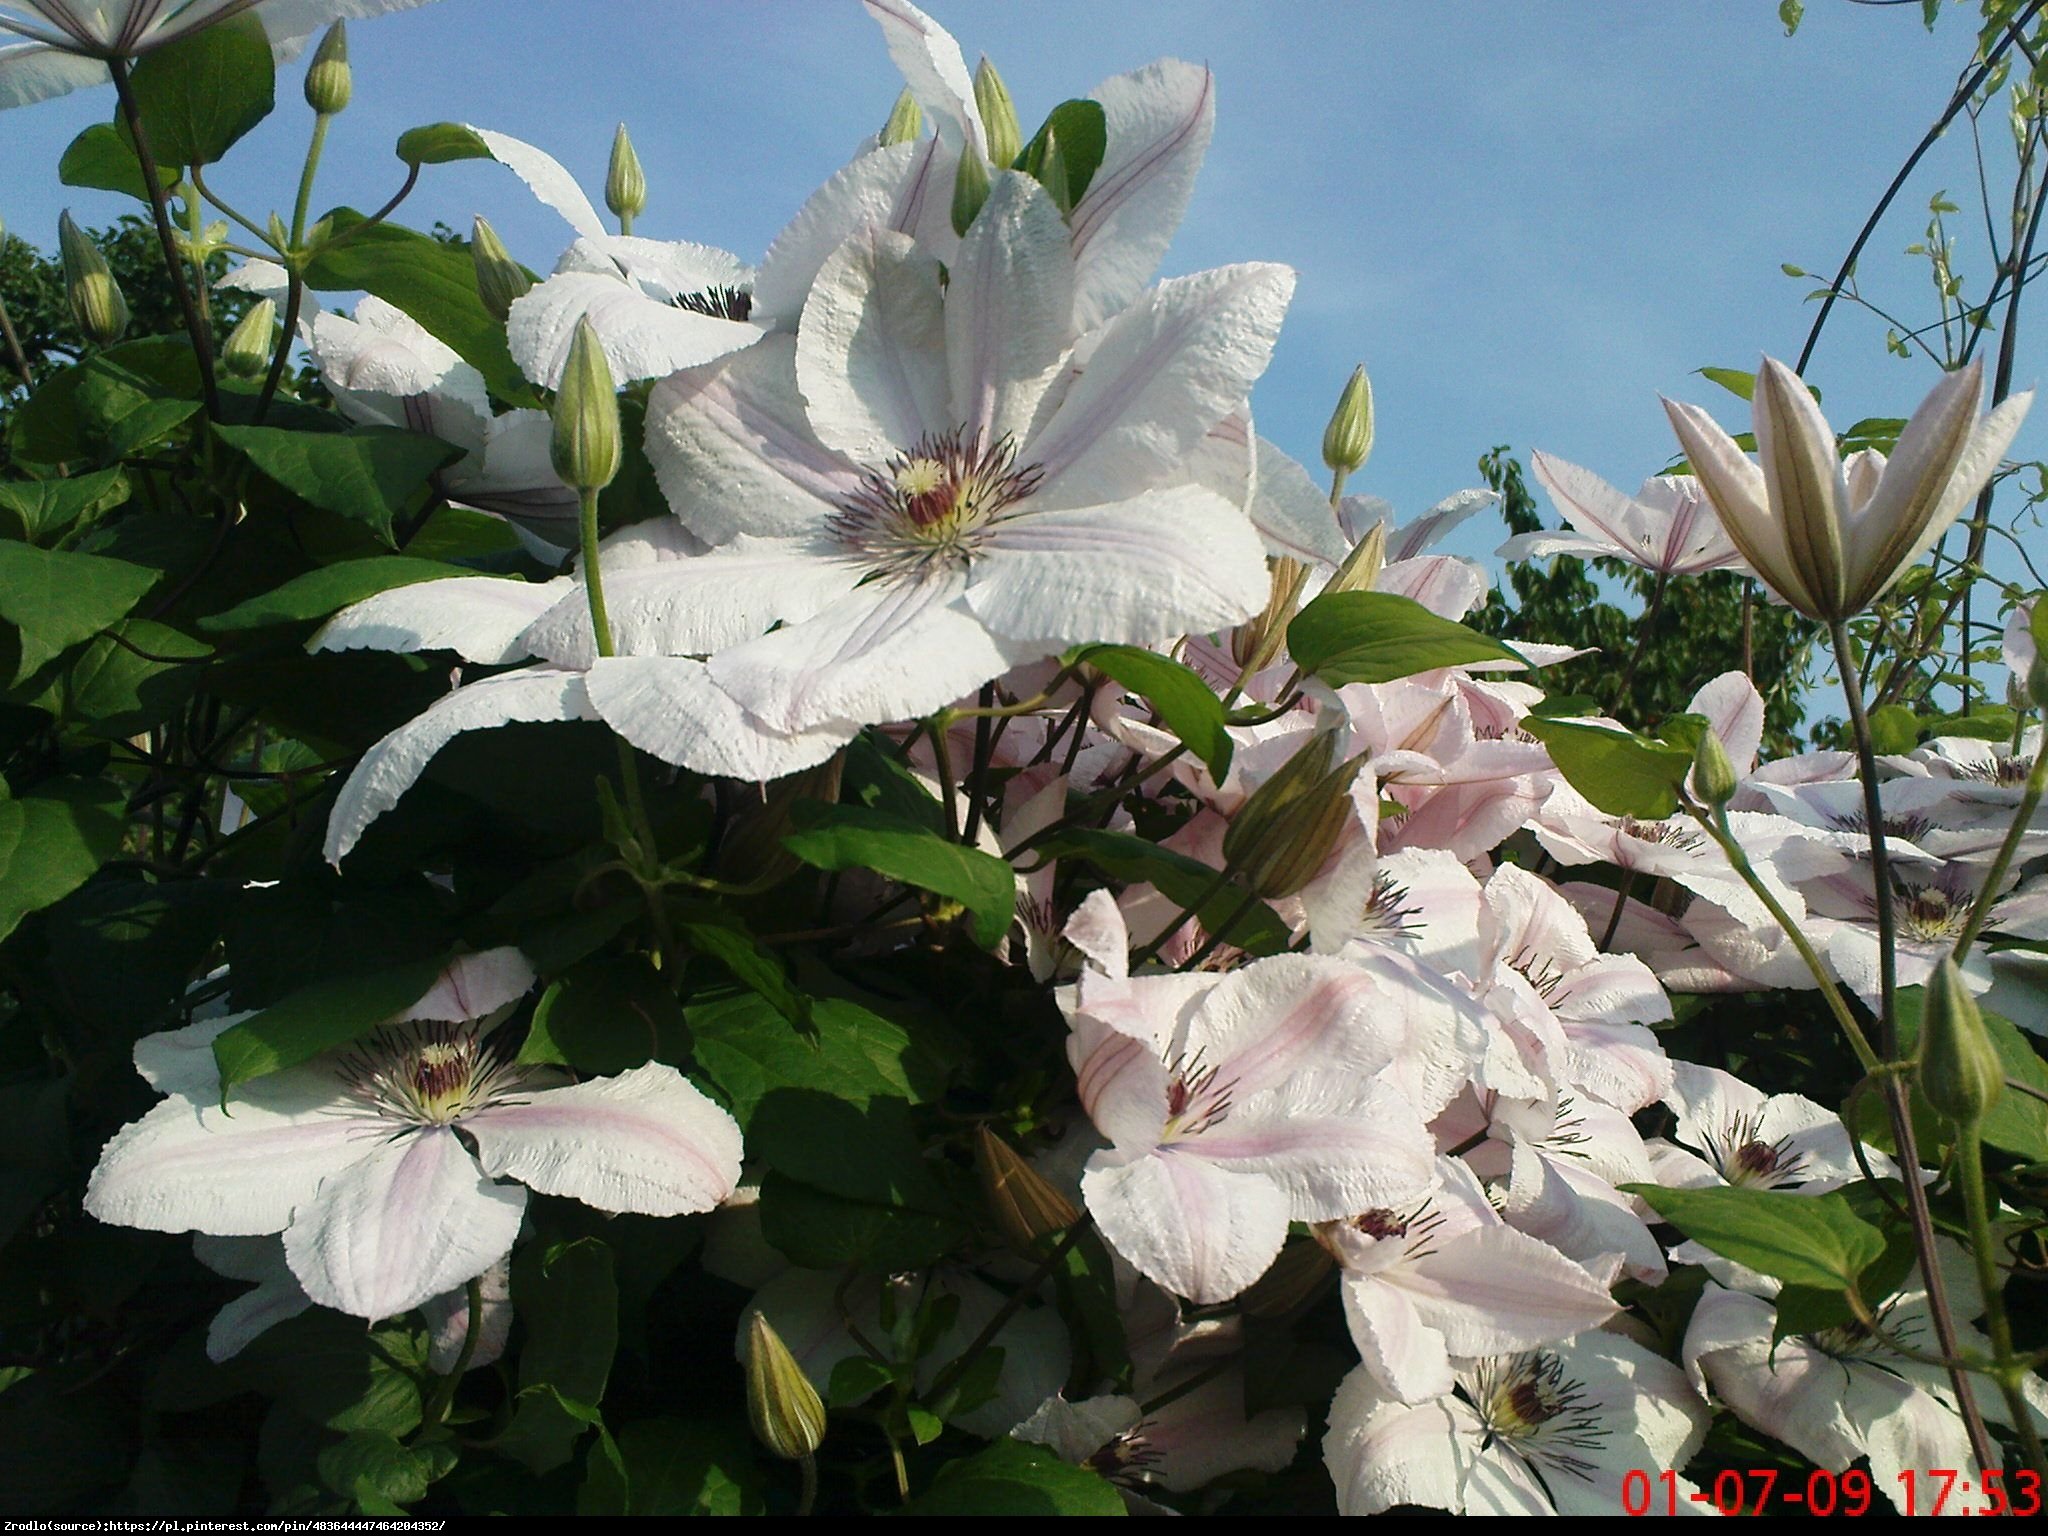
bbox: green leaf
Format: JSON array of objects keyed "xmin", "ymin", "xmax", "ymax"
[
  {"xmin": 53, "ymin": 618, "xmax": 211, "ymax": 738},
  {"xmin": 0, "ymin": 778, "xmax": 126, "ymax": 943},
  {"xmin": 757, "ymin": 1172, "xmax": 965, "ymax": 1272},
  {"xmin": 124, "ymin": 12, "xmax": 275, "ymax": 166},
  {"xmin": 7, "ymin": 338, "xmax": 202, "ymax": 467},
  {"xmin": 224, "ymin": 1313, "xmax": 429, "ymax": 1436},
  {"xmin": 1624, "ymin": 1184, "xmax": 1885, "ymax": 1290},
  {"xmin": 1034, "ymin": 827, "xmax": 1292, "ymax": 955},
  {"xmin": 829, "ymin": 1355, "xmax": 896, "ymax": 1408},
  {"xmin": 783, "ymin": 801, "xmax": 1015, "ymax": 949},
  {"xmin": 687, "ymin": 993, "xmax": 947, "ymax": 1123},
  {"xmin": 1016, "ymin": 99, "xmax": 1108, "ymax": 205},
  {"xmin": 1522, "ymin": 716, "xmax": 1695, "ymax": 819},
  {"xmin": 401, "ymin": 504, "xmax": 527, "ymax": 562},
  {"xmin": 1699, "ymin": 366, "xmax": 1757, "ymax": 401},
  {"xmin": 200, "ymin": 557, "xmax": 502, "ymax": 632},
  {"xmin": 599, "ymin": 1418, "xmax": 765, "ymax": 1516},
  {"xmin": 668, "ymin": 899, "xmax": 810, "ymax": 1029},
  {"xmin": 0, "ymin": 541, "xmax": 159, "ymax": 683},
  {"xmin": 303, "ymin": 212, "xmax": 534, "ymax": 406},
  {"xmin": 1287, "ymin": 590, "xmax": 1524, "ymax": 686},
  {"xmin": 1921, "ymin": 706, "xmax": 2017, "ymax": 743},
  {"xmin": 210, "ymin": 952, "xmax": 448, "ymax": 1094},
  {"xmin": 1075, "ymin": 643, "xmax": 1231, "ymax": 782},
  {"xmin": 1889, "ymin": 987, "xmax": 2048, "ymax": 1160},
  {"xmin": 517, "ymin": 955, "xmax": 688, "ymax": 1074},
  {"xmin": 0, "ymin": 469, "xmax": 130, "ymax": 544},
  {"xmin": 899, "ymin": 1439, "xmax": 1126, "ymax": 1516},
  {"xmin": 1866, "ymin": 703, "xmax": 1922, "ymax": 755},
  {"xmin": 396, "ymin": 122, "xmax": 493, "ymax": 165},
  {"xmin": 839, "ymin": 732, "xmax": 943, "ymax": 829},
  {"xmin": 58, "ymin": 123, "xmax": 172, "ymax": 201},
  {"xmin": 1779, "ymin": 0, "xmax": 1804, "ymax": 37},
  {"xmin": 215, "ymin": 424, "xmax": 463, "ymax": 545},
  {"xmin": 317, "ymin": 1431, "xmax": 452, "ymax": 1510},
  {"xmin": 498, "ymin": 1239, "xmax": 619, "ymax": 1475}
]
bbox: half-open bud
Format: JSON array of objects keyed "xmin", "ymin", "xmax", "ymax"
[
  {"xmin": 59, "ymin": 212, "xmax": 127, "ymax": 347},
  {"xmin": 974, "ymin": 58, "xmax": 1022, "ymax": 169},
  {"xmin": 550, "ymin": 319, "xmax": 622, "ymax": 494},
  {"xmin": 1920, "ymin": 956, "xmax": 2004, "ymax": 1128},
  {"xmin": 220, "ymin": 298, "xmax": 278, "ymax": 380},
  {"xmin": 1222, "ymin": 730, "xmax": 1364, "ymax": 899},
  {"xmin": 745, "ymin": 1313, "xmax": 826, "ymax": 1462},
  {"xmin": 606, "ymin": 124, "xmax": 647, "ymax": 231},
  {"xmin": 471, "ymin": 216, "xmax": 530, "ymax": 324},
  {"xmin": 1322, "ymin": 518, "xmax": 1387, "ymax": 599},
  {"xmin": 304, "ymin": 22, "xmax": 351, "ymax": 115},
  {"xmin": 975, "ymin": 1125, "xmax": 1079, "ymax": 1254},
  {"xmin": 1231, "ymin": 556, "xmax": 1310, "ymax": 673}
]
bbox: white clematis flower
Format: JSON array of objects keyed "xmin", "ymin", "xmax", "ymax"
[
  {"xmin": 1324, "ymin": 1332, "xmax": 1712, "ymax": 1516},
  {"xmin": 84, "ymin": 949, "xmax": 743, "ymax": 1323},
  {"xmin": 1499, "ymin": 455, "xmax": 1746, "ymax": 577},
  {"xmin": 610, "ymin": 171, "xmax": 1287, "ymax": 734}
]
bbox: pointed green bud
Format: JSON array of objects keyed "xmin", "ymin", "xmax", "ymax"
[
  {"xmin": 1692, "ymin": 728, "xmax": 1739, "ymax": 809},
  {"xmin": 879, "ymin": 87, "xmax": 923, "ymax": 146},
  {"xmin": 606, "ymin": 123, "xmax": 647, "ymax": 231},
  {"xmin": 550, "ymin": 319, "xmax": 622, "ymax": 493},
  {"xmin": 59, "ymin": 212, "xmax": 127, "ymax": 347},
  {"xmin": 950, "ymin": 147, "xmax": 991, "ymax": 238},
  {"xmin": 1232, "ymin": 556, "xmax": 1310, "ymax": 675},
  {"xmin": 1921, "ymin": 957, "xmax": 2005, "ymax": 1128},
  {"xmin": 1221, "ymin": 731, "xmax": 1365, "ymax": 899},
  {"xmin": 745, "ymin": 1313, "xmax": 826, "ymax": 1462},
  {"xmin": 975, "ymin": 1126, "xmax": 1080, "ymax": 1255},
  {"xmin": 304, "ymin": 21, "xmax": 351, "ymax": 115},
  {"xmin": 1323, "ymin": 519, "xmax": 1388, "ymax": 599},
  {"xmin": 266, "ymin": 211, "xmax": 290, "ymax": 254},
  {"xmin": 220, "ymin": 298, "xmax": 278, "ymax": 380},
  {"xmin": 471, "ymin": 216, "xmax": 531, "ymax": 323},
  {"xmin": 974, "ymin": 57, "xmax": 1022, "ymax": 169},
  {"xmin": 1322, "ymin": 364, "xmax": 1375, "ymax": 478}
]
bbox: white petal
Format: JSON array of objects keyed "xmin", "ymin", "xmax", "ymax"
[
  {"xmin": 1396, "ymin": 1226, "xmax": 1617, "ymax": 1358},
  {"xmin": 1325, "ymin": 1369, "xmax": 1489, "ymax": 1517},
  {"xmin": 311, "ymin": 576, "xmax": 569, "ymax": 665},
  {"xmin": 1180, "ymin": 953, "xmax": 1403, "ymax": 1093},
  {"xmin": 796, "ymin": 227, "xmax": 950, "ymax": 462},
  {"xmin": 284, "ymin": 1127, "xmax": 526, "ymax": 1322},
  {"xmin": 1028, "ymin": 263, "xmax": 1295, "ymax": 509},
  {"xmin": 584, "ymin": 656, "xmax": 858, "ymax": 780},
  {"xmin": 946, "ymin": 172, "xmax": 1075, "ymax": 448},
  {"xmin": 1081, "ymin": 1150, "xmax": 1290, "ymax": 1304},
  {"xmin": 1686, "ymin": 670, "xmax": 1765, "ymax": 775},
  {"xmin": 967, "ymin": 486, "xmax": 1268, "ymax": 644},
  {"xmin": 133, "ymin": 1014, "xmax": 244, "ymax": 1099},
  {"xmin": 0, "ymin": 43, "xmax": 110, "ymax": 112},
  {"xmin": 757, "ymin": 142, "xmax": 933, "ymax": 329},
  {"xmin": 1340, "ymin": 1276, "xmax": 1456, "ymax": 1404},
  {"xmin": 402, "ymin": 947, "xmax": 535, "ymax": 1023},
  {"xmin": 509, "ymin": 270, "xmax": 761, "ymax": 390},
  {"xmin": 468, "ymin": 125, "xmax": 608, "ymax": 244},
  {"xmin": 422, "ymin": 1259, "xmax": 513, "ymax": 1374},
  {"xmin": 324, "ymin": 668, "xmax": 598, "ymax": 865},
  {"xmin": 1251, "ymin": 437, "xmax": 1350, "ymax": 566},
  {"xmin": 463, "ymin": 1063, "xmax": 742, "ymax": 1215},
  {"xmin": 1070, "ymin": 59, "xmax": 1216, "ymax": 331},
  {"xmin": 1191, "ymin": 1091, "xmax": 1435, "ymax": 1221},
  {"xmin": 861, "ymin": 0, "xmax": 984, "ymax": 157}
]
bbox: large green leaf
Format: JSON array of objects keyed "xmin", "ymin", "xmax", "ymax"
[
  {"xmin": 52, "ymin": 618, "xmax": 211, "ymax": 738},
  {"xmin": 1075, "ymin": 643, "xmax": 1231, "ymax": 782},
  {"xmin": 588, "ymin": 1418, "xmax": 764, "ymax": 1517},
  {"xmin": 668, "ymin": 899, "xmax": 809, "ymax": 1028},
  {"xmin": 1286, "ymin": 590, "xmax": 1524, "ymax": 686},
  {"xmin": 1887, "ymin": 987, "xmax": 2048, "ymax": 1161},
  {"xmin": 0, "ymin": 778, "xmax": 126, "ymax": 943},
  {"xmin": 1522, "ymin": 716, "xmax": 1696, "ymax": 819},
  {"xmin": 58, "ymin": 123, "xmax": 172, "ymax": 202},
  {"xmin": 124, "ymin": 13, "xmax": 275, "ymax": 167},
  {"xmin": 783, "ymin": 801, "xmax": 1014, "ymax": 949},
  {"xmin": 517, "ymin": 955, "xmax": 688, "ymax": 1075},
  {"xmin": 7, "ymin": 339, "xmax": 202, "ymax": 467},
  {"xmin": 214, "ymin": 424, "xmax": 463, "ymax": 545},
  {"xmin": 303, "ymin": 212, "xmax": 534, "ymax": 405},
  {"xmin": 899, "ymin": 1439, "xmax": 1125, "ymax": 1516},
  {"xmin": 497, "ymin": 1240, "xmax": 619, "ymax": 1475},
  {"xmin": 200, "ymin": 557, "xmax": 505, "ymax": 632},
  {"xmin": 0, "ymin": 469, "xmax": 130, "ymax": 544},
  {"xmin": 1034, "ymin": 827, "xmax": 1292, "ymax": 955},
  {"xmin": 210, "ymin": 952, "xmax": 449, "ymax": 1094},
  {"xmin": 1624, "ymin": 1184, "xmax": 1885, "ymax": 1291},
  {"xmin": 0, "ymin": 542, "xmax": 159, "ymax": 683}
]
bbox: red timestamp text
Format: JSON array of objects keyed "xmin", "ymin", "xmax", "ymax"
[{"xmin": 1619, "ymin": 1466, "xmax": 2044, "ymax": 1517}]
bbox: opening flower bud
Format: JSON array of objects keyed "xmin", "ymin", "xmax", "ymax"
[
  {"xmin": 1222, "ymin": 730, "xmax": 1364, "ymax": 899},
  {"xmin": 744, "ymin": 1313, "xmax": 826, "ymax": 1462},
  {"xmin": 303, "ymin": 22, "xmax": 351, "ymax": 115},
  {"xmin": 879, "ymin": 87, "xmax": 923, "ymax": 146},
  {"xmin": 1920, "ymin": 956, "xmax": 2004, "ymax": 1129},
  {"xmin": 220, "ymin": 298, "xmax": 278, "ymax": 380},
  {"xmin": 59, "ymin": 212, "xmax": 127, "ymax": 348},
  {"xmin": 1323, "ymin": 518, "xmax": 1387, "ymax": 599},
  {"xmin": 1231, "ymin": 556, "xmax": 1310, "ymax": 674},
  {"xmin": 471, "ymin": 216, "xmax": 531, "ymax": 324},
  {"xmin": 951, "ymin": 147, "xmax": 991, "ymax": 238},
  {"xmin": 606, "ymin": 124, "xmax": 648, "ymax": 231},
  {"xmin": 975, "ymin": 1125, "xmax": 1079, "ymax": 1254},
  {"xmin": 1691, "ymin": 727, "xmax": 1739, "ymax": 809},
  {"xmin": 974, "ymin": 57, "xmax": 1023, "ymax": 168},
  {"xmin": 550, "ymin": 319, "xmax": 623, "ymax": 494},
  {"xmin": 1322, "ymin": 364, "xmax": 1375, "ymax": 480}
]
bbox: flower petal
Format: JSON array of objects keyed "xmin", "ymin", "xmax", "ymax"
[
  {"xmin": 946, "ymin": 172, "xmax": 1075, "ymax": 449},
  {"xmin": 861, "ymin": 0, "xmax": 984, "ymax": 157},
  {"xmin": 402, "ymin": 947, "xmax": 535, "ymax": 1023},
  {"xmin": 468, "ymin": 125, "xmax": 608, "ymax": 244},
  {"xmin": 584, "ymin": 656, "xmax": 858, "ymax": 780},
  {"xmin": 797, "ymin": 227, "xmax": 951, "ymax": 463},
  {"xmin": 757, "ymin": 142, "xmax": 942, "ymax": 329},
  {"xmin": 1081, "ymin": 1149, "xmax": 1290, "ymax": 1303},
  {"xmin": 311, "ymin": 576, "xmax": 569, "ymax": 665},
  {"xmin": 508, "ymin": 270, "xmax": 760, "ymax": 389}
]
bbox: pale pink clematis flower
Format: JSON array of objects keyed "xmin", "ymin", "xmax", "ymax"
[
  {"xmin": 1499, "ymin": 455, "xmax": 1746, "ymax": 577},
  {"xmin": 84, "ymin": 949, "xmax": 743, "ymax": 1323}
]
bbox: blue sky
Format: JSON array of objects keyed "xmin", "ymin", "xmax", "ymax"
[{"xmin": 6, "ymin": 0, "xmax": 2039, "ymax": 579}]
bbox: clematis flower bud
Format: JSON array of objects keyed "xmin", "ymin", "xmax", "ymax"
[
  {"xmin": 1692, "ymin": 727, "xmax": 1738, "ymax": 809},
  {"xmin": 1920, "ymin": 956, "xmax": 2004, "ymax": 1128},
  {"xmin": 974, "ymin": 57, "xmax": 1022, "ymax": 168},
  {"xmin": 975, "ymin": 1125, "xmax": 1080, "ymax": 1254},
  {"xmin": 1222, "ymin": 730, "xmax": 1364, "ymax": 899},
  {"xmin": 220, "ymin": 298, "xmax": 277, "ymax": 380},
  {"xmin": 1036, "ymin": 126, "xmax": 1072, "ymax": 214},
  {"xmin": 606, "ymin": 124, "xmax": 647, "ymax": 231},
  {"xmin": 550, "ymin": 319, "xmax": 622, "ymax": 494},
  {"xmin": 1232, "ymin": 556, "xmax": 1309, "ymax": 673},
  {"xmin": 1322, "ymin": 364, "xmax": 1375, "ymax": 479},
  {"xmin": 1322, "ymin": 519, "xmax": 1387, "ymax": 599},
  {"xmin": 879, "ymin": 87, "xmax": 923, "ymax": 146},
  {"xmin": 745, "ymin": 1313, "xmax": 826, "ymax": 1462},
  {"xmin": 1240, "ymin": 1237, "xmax": 1336, "ymax": 1319},
  {"xmin": 59, "ymin": 212, "xmax": 127, "ymax": 347},
  {"xmin": 951, "ymin": 146, "xmax": 990, "ymax": 238},
  {"xmin": 471, "ymin": 216, "xmax": 530, "ymax": 324},
  {"xmin": 303, "ymin": 22, "xmax": 351, "ymax": 115},
  {"xmin": 1663, "ymin": 355, "xmax": 2031, "ymax": 623}
]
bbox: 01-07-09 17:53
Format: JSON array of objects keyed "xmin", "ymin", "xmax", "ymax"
[{"xmin": 1620, "ymin": 1466, "xmax": 2045, "ymax": 1516}]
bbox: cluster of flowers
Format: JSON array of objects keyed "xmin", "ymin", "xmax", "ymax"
[{"xmin": 64, "ymin": 0, "xmax": 2048, "ymax": 1515}]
